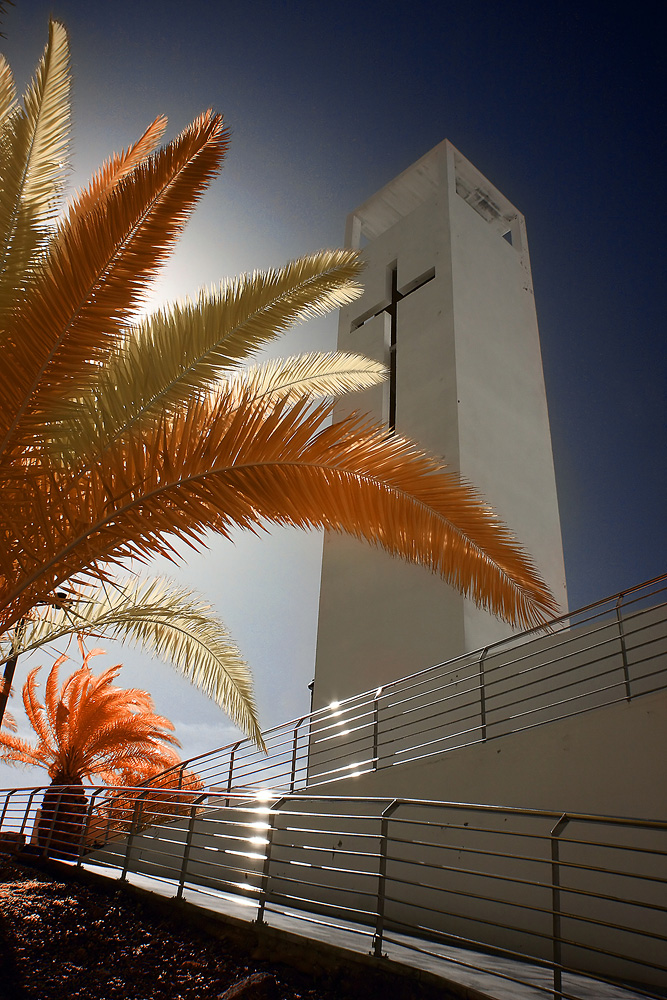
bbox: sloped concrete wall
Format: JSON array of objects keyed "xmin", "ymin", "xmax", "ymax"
[{"xmin": 324, "ymin": 689, "xmax": 667, "ymax": 821}]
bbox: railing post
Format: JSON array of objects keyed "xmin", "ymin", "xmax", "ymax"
[
  {"xmin": 290, "ymin": 718, "xmax": 305, "ymax": 792},
  {"xmin": 550, "ymin": 814, "xmax": 569, "ymax": 999},
  {"xmin": 615, "ymin": 593, "xmax": 632, "ymax": 700},
  {"xmin": 373, "ymin": 687, "xmax": 383, "ymax": 769},
  {"xmin": 77, "ymin": 787, "xmax": 101, "ymax": 866},
  {"xmin": 257, "ymin": 795, "xmax": 284, "ymax": 926},
  {"xmin": 19, "ymin": 789, "xmax": 38, "ymax": 841},
  {"xmin": 41, "ymin": 787, "xmax": 64, "ymax": 857},
  {"xmin": 177, "ymin": 792, "xmax": 207, "ymax": 899},
  {"xmin": 478, "ymin": 647, "xmax": 488, "ymax": 740},
  {"xmin": 104, "ymin": 794, "xmax": 115, "ymax": 843},
  {"xmin": 373, "ymin": 799, "xmax": 400, "ymax": 957},
  {"xmin": 0, "ymin": 788, "xmax": 15, "ymax": 830},
  {"xmin": 226, "ymin": 740, "xmax": 242, "ymax": 805},
  {"xmin": 121, "ymin": 789, "xmax": 149, "ymax": 882}
]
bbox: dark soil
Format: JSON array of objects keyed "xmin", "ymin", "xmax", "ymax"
[{"xmin": 0, "ymin": 857, "xmax": 448, "ymax": 1000}]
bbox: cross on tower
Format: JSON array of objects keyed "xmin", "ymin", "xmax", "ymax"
[{"xmin": 352, "ymin": 264, "xmax": 435, "ymax": 431}]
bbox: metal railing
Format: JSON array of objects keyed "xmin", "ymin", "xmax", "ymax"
[
  {"xmin": 1, "ymin": 576, "xmax": 665, "ymax": 998},
  {"xmin": 127, "ymin": 576, "xmax": 667, "ymax": 796},
  {"xmin": 0, "ymin": 786, "xmax": 664, "ymax": 999}
]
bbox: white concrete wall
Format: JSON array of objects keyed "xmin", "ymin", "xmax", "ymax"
[
  {"xmin": 324, "ymin": 689, "xmax": 667, "ymax": 822},
  {"xmin": 89, "ymin": 765, "xmax": 666, "ymax": 989},
  {"xmin": 307, "ymin": 600, "xmax": 667, "ymax": 821}
]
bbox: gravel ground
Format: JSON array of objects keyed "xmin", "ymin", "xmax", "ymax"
[{"xmin": 0, "ymin": 858, "xmax": 446, "ymax": 1000}]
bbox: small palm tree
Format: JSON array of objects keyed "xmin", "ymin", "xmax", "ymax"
[{"xmin": 0, "ymin": 646, "xmax": 183, "ymax": 856}]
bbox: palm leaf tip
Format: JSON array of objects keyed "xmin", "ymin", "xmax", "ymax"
[
  {"xmin": 20, "ymin": 19, "xmax": 71, "ymax": 215},
  {"xmin": 225, "ymin": 351, "xmax": 388, "ymax": 407},
  {"xmin": 65, "ymin": 113, "xmax": 169, "ymax": 222},
  {"xmin": 0, "ymin": 53, "xmax": 16, "ymax": 123}
]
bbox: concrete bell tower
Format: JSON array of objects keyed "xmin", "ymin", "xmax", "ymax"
[{"xmin": 311, "ymin": 140, "xmax": 567, "ymax": 711}]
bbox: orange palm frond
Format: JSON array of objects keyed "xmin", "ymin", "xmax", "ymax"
[
  {"xmin": 0, "ymin": 711, "xmax": 16, "ymax": 732},
  {"xmin": 2, "ymin": 387, "xmax": 556, "ymax": 633},
  {"xmin": 22, "ymin": 666, "xmax": 52, "ymax": 748},
  {"xmin": 0, "ymin": 110, "xmax": 229, "ymax": 455},
  {"xmin": 44, "ymin": 650, "xmax": 67, "ymax": 736},
  {"xmin": 0, "ymin": 729, "xmax": 45, "ymax": 766}
]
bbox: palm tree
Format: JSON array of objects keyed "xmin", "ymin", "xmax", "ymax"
[
  {"xmin": 0, "ymin": 24, "xmax": 557, "ymax": 744},
  {"xmin": 0, "ymin": 646, "xmax": 185, "ymax": 856}
]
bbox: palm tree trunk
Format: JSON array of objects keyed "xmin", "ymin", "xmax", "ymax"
[
  {"xmin": 0, "ymin": 619, "xmax": 26, "ymax": 729},
  {"xmin": 0, "ymin": 651, "xmax": 18, "ymax": 728},
  {"xmin": 37, "ymin": 777, "xmax": 88, "ymax": 860}
]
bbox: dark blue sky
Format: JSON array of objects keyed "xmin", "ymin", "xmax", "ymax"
[{"xmin": 1, "ymin": 1, "xmax": 664, "ymax": 751}]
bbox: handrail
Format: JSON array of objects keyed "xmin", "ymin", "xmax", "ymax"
[
  {"xmin": 1, "ymin": 576, "xmax": 665, "ymax": 803},
  {"xmin": 72, "ymin": 574, "xmax": 666, "ymax": 799},
  {"xmin": 1, "ymin": 574, "xmax": 664, "ymax": 999},
  {"xmin": 2, "ymin": 787, "xmax": 663, "ymax": 999}
]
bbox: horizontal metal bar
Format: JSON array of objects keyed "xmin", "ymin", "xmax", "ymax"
[
  {"xmin": 389, "ymin": 830, "xmax": 667, "ymax": 887},
  {"xmin": 92, "ymin": 577, "xmax": 666, "ymax": 792},
  {"xmin": 263, "ymin": 887, "xmax": 377, "ymax": 917},
  {"xmin": 381, "ymin": 902, "xmax": 559, "ymax": 955}
]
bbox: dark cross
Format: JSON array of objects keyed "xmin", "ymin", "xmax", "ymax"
[{"xmin": 351, "ymin": 264, "xmax": 435, "ymax": 432}]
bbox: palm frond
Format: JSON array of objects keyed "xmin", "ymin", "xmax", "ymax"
[
  {"xmin": 65, "ymin": 115, "xmax": 168, "ymax": 223},
  {"xmin": 15, "ymin": 20, "xmax": 70, "ymax": 221},
  {"xmin": 0, "ymin": 20, "xmax": 70, "ymax": 324},
  {"xmin": 222, "ymin": 351, "xmax": 387, "ymax": 408},
  {"xmin": 2, "ymin": 577, "xmax": 260, "ymax": 744},
  {"xmin": 0, "ymin": 712, "xmax": 16, "ymax": 731},
  {"xmin": 22, "ymin": 667, "xmax": 51, "ymax": 747},
  {"xmin": 1, "ymin": 389, "xmax": 556, "ymax": 634},
  {"xmin": 44, "ymin": 651, "xmax": 66, "ymax": 739},
  {"xmin": 2, "ymin": 651, "xmax": 183, "ymax": 783},
  {"xmin": 0, "ymin": 110, "xmax": 229, "ymax": 456},
  {"xmin": 43, "ymin": 251, "xmax": 365, "ymax": 461},
  {"xmin": 0, "ymin": 730, "xmax": 44, "ymax": 764}
]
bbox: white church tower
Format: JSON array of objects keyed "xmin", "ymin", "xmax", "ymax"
[{"xmin": 311, "ymin": 140, "xmax": 567, "ymax": 711}]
